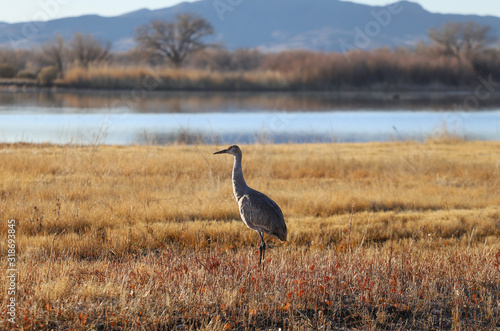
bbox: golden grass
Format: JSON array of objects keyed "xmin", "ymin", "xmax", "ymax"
[
  {"xmin": 0, "ymin": 141, "xmax": 499, "ymax": 329},
  {"xmin": 60, "ymin": 66, "xmax": 292, "ymax": 91}
]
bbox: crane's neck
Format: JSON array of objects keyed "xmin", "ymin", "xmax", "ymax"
[{"xmin": 232, "ymin": 153, "xmax": 248, "ymax": 201}]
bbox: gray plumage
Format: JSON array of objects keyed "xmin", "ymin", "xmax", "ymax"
[{"xmin": 214, "ymin": 145, "xmax": 287, "ymax": 265}]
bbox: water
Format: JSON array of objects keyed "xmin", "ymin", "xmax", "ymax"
[{"xmin": 0, "ymin": 91, "xmax": 499, "ymax": 144}]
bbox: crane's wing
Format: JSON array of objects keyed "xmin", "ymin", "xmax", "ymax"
[{"xmin": 238, "ymin": 190, "xmax": 287, "ymax": 241}]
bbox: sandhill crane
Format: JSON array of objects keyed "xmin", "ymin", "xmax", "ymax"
[{"xmin": 214, "ymin": 145, "xmax": 287, "ymax": 266}]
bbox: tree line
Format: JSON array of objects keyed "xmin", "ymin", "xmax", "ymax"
[
  {"xmin": 0, "ymin": 14, "xmax": 212, "ymax": 82},
  {"xmin": 0, "ymin": 13, "xmax": 498, "ymax": 89}
]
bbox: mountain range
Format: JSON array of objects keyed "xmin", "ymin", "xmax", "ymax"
[{"xmin": 1, "ymin": 0, "xmax": 499, "ymax": 52}]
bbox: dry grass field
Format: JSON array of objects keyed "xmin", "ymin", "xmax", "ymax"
[{"xmin": 0, "ymin": 141, "xmax": 499, "ymax": 330}]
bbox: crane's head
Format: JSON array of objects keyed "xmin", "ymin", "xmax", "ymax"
[{"xmin": 213, "ymin": 145, "xmax": 241, "ymax": 156}]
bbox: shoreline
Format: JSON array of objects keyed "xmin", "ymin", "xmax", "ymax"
[
  {"xmin": 0, "ymin": 81, "xmax": 493, "ymax": 94},
  {"xmin": 2, "ymin": 85, "xmax": 500, "ymax": 111}
]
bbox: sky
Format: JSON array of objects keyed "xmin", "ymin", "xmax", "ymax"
[{"xmin": 0, "ymin": 0, "xmax": 497, "ymax": 24}]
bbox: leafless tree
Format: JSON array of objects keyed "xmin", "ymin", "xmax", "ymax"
[
  {"xmin": 0, "ymin": 48, "xmax": 32, "ymax": 71},
  {"xmin": 428, "ymin": 22, "xmax": 496, "ymax": 61},
  {"xmin": 428, "ymin": 22, "xmax": 462, "ymax": 58},
  {"xmin": 135, "ymin": 13, "xmax": 214, "ymax": 67},
  {"xmin": 40, "ymin": 34, "xmax": 66, "ymax": 76},
  {"xmin": 232, "ymin": 49, "xmax": 262, "ymax": 71},
  {"xmin": 68, "ymin": 33, "xmax": 111, "ymax": 68},
  {"xmin": 461, "ymin": 22, "xmax": 496, "ymax": 58}
]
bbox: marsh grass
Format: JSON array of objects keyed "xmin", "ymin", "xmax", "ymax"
[
  {"xmin": 48, "ymin": 48, "xmax": 491, "ymax": 91},
  {"xmin": 0, "ymin": 141, "xmax": 499, "ymax": 329},
  {"xmin": 60, "ymin": 66, "xmax": 292, "ymax": 91}
]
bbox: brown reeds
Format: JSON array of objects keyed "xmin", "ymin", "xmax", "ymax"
[{"xmin": 54, "ymin": 48, "xmax": 486, "ymax": 91}]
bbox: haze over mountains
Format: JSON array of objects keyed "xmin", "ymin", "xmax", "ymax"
[{"xmin": 1, "ymin": 0, "xmax": 499, "ymax": 52}]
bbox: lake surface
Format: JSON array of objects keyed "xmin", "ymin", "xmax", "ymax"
[{"xmin": 0, "ymin": 91, "xmax": 499, "ymax": 144}]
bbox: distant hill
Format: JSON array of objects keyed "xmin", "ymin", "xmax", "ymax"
[{"xmin": 1, "ymin": 0, "xmax": 500, "ymax": 52}]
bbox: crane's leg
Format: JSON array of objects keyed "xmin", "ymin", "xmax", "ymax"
[{"xmin": 258, "ymin": 231, "xmax": 266, "ymax": 267}]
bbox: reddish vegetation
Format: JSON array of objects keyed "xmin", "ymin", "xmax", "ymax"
[{"xmin": 10, "ymin": 247, "xmax": 500, "ymax": 329}]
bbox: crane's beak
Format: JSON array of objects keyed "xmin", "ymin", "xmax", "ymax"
[{"xmin": 214, "ymin": 148, "xmax": 228, "ymax": 155}]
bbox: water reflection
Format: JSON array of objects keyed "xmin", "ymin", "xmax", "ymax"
[{"xmin": 2, "ymin": 90, "xmax": 500, "ymax": 113}]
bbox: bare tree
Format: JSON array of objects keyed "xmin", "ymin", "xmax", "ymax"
[
  {"xmin": 428, "ymin": 22, "xmax": 463, "ymax": 58},
  {"xmin": 135, "ymin": 13, "xmax": 214, "ymax": 67},
  {"xmin": 68, "ymin": 33, "xmax": 111, "ymax": 68},
  {"xmin": 461, "ymin": 22, "xmax": 496, "ymax": 58},
  {"xmin": 428, "ymin": 22, "xmax": 496, "ymax": 61},
  {"xmin": 40, "ymin": 34, "xmax": 66, "ymax": 76},
  {"xmin": 0, "ymin": 48, "xmax": 32, "ymax": 71}
]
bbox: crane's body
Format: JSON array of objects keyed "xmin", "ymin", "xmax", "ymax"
[{"xmin": 214, "ymin": 145, "xmax": 287, "ymax": 265}]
